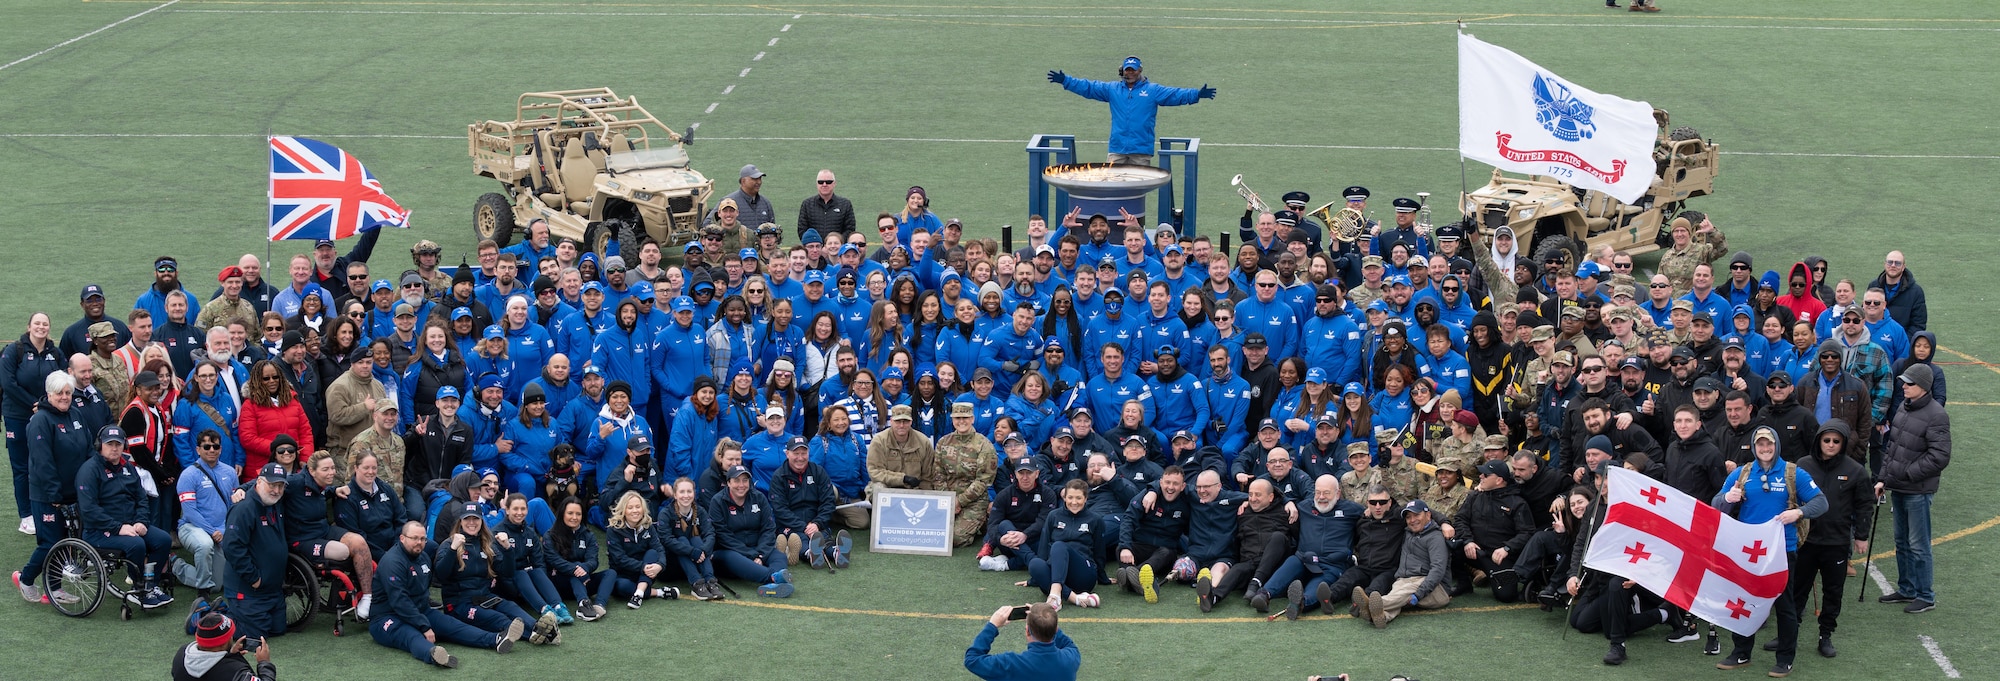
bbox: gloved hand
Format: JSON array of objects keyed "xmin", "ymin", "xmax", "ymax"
[
  {"xmin": 1048, "ymin": 70, "xmax": 1067, "ymax": 84},
  {"xmin": 1198, "ymin": 84, "xmax": 1217, "ymax": 99},
  {"xmin": 1027, "ymin": 360, "xmax": 1041, "ymax": 371},
  {"xmin": 1002, "ymin": 361, "xmax": 1021, "ymax": 373},
  {"xmin": 903, "ymin": 475, "xmax": 920, "ymax": 488}
]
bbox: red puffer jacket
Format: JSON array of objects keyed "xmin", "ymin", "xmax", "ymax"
[{"xmin": 240, "ymin": 398, "xmax": 315, "ymax": 473}]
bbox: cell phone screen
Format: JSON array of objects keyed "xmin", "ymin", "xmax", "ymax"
[{"xmin": 1007, "ymin": 605, "xmax": 1030, "ymax": 621}]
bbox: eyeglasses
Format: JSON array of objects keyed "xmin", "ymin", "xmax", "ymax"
[
  {"xmin": 401, "ymin": 534, "xmax": 427, "ymax": 541},
  {"xmin": 1367, "ymin": 499, "xmax": 1392, "ymax": 506},
  {"xmin": 1650, "ymin": 283, "xmax": 1670, "ymax": 289},
  {"xmin": 817, "ymin": 180, "xmax": 835, "ymax": 185},
  {"xmin": 853, "ymin": 380, "xmax": 875, "ymax": 386}
]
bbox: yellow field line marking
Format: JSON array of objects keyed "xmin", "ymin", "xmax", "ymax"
[
  {"xmin": 716, "ymin": 596, "xmax": 1537, "ymax": 623},
  {"xmin": 1868, "ymin": 514, "xmax": 2000, "ymax": 562},
  {"xmin": 1938, "ymin": 345, "xmax": 2000, "ymax": 378}
]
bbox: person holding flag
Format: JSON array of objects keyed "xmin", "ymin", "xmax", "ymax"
[
  {"xmin": 1565, "ymin": 462, "xmax": 1675, "ymax": 667},
  {"xmin": 1712, "ymin": 425, "xmax": 1825, "ymax": 678}
]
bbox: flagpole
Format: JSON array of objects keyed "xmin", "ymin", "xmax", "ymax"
[
  {"xmin": 1457, "ymin": 20, "xmax": 1469, "ymax": 220},
  {"xmin": 264, "ymin": 131, "xmax": 273, "ymax": 267}
]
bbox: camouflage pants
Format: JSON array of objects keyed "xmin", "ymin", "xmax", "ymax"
[{"xmin": 953, "ymin": 506, "xmax": 990, "ymax": 547}]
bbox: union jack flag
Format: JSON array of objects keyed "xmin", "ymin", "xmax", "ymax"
[{"xmin": 268, "ymin": 136, "xmax": 410, "ymax": 241}]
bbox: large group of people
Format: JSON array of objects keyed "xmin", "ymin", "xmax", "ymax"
[{"xmin": 0, "ymin": 161, "xmax": 1952, "ymax": 677}]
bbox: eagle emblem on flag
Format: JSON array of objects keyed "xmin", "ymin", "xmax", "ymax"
[{"xmin": 1532, "ymin": 73, "xmax": 1598, "ymax": 142}]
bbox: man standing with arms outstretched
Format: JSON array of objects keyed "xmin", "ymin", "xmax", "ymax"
[{"xmin": 1048, "ymin": 56, "xmax": 1215, "ymax": 165}]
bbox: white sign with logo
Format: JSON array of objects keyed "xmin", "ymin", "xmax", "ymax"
[{"xmin": 869, "ymin": 488, "xmax": 957, "ymax": 557}]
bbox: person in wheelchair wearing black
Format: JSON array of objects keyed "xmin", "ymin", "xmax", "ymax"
[
  {"xmin": 284, "ymin": 452, "xmax": 375, "ymax": 620},
  {"xmin": 77, "ymin": 425, "xmax": 175, "ymax": 609},
  {"xmin": 222, "ymin": 464, "xmax": 291, "ymax": 641},
  {"xmin": 434, "ymin": 501, "xmax": 559, "ymax": 648}
]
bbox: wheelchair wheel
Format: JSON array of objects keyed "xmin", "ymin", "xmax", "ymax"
[
  {"xmin": 282, "ymin": 553, "xmax": 319, "ymax": 631},
  {"xmin": 42, "ymin": 539, "xmax": 105, "ymax": 618}
]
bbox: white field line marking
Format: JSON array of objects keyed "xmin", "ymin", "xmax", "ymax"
[
  {"xmin": 768, "ymin": 37, "xmax": 779, "ymax": 46},
  {"xmin": 173, "ymin": 8, "xmax": 784, "ymax": 16},
  {"xmin": 721, "ymin": 84, "xmax": 734, "ymax": 95},
  {"xmin": 1919, "ymin": 635, "xmax": 1962, "ymax": 678},
  {"xmin": 781, "ymin": 24, "xmax": 791, "ymax": 31},
  {"xmin": 1480, "ymin": 21, "xmax": 2000, "ymax": 32},
  {"xmin": 792, "ymin": 14, "xmax": 801, "ymax": 19},
  {"xmin": 688, "ymin": 122, "xmax": 700, "ymax": 131},
  {"xmin": 753, "ymin": 51, "xmax": 765, "ymax": 60},
  {"xmin": 1, "ymin": 133, "xmax": 1993, "ymax": 160},
  {"xmin": 1867, "ymin": 563, "xmax": 1894, "ymax": 596},
  {"xmin": 704, "ymin": 103, "xmax": 718, "ymax": 114},
  {"xmin": 2, "ymin": 0, "xmax": 183, "ymax": 72},
  {"xmin": 739, "ymin": 67, "xmax": 751, "ymax": 77}
]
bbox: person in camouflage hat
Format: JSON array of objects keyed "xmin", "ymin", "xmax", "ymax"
[
  {"xmin": 1421, "ymin": 455, "xmax": 1471, "ymax": 519},
  {"xmin": 1430, "ymin": 410, "xmax": 1485, "ymax": 469},
  {"xmin": 1509, "ymin": 325, "xmax": 1559, "ymax": 410},
  {"xmin": 1373, "ymin": 429, "xmax": 1424, "ymax": 505},
  {"xmin": 1347, "ymin": 255, "xmax": 1386, "ymax": 308},
  {"xmin": 1656, "ymin": 212, "xmax": 1727, "ymax": 297},
  {"xmin": 1339, "ymin": 442, "xmax": 1378, "ymax": 503},
  {"xmin": 1480, "ymin": 434, "xmax": 1513, "ymax": 463},
  {"xmin": 936, "ymin": 402, "xmax": 998, "ymax": 546}
]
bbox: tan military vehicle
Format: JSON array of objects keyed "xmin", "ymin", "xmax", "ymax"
[
  {"xmin": 469, "ymin": 88, "xmax": 712, "ymax": 260},
  {"xmin": 1459, "ymin": 114, "xmax": 1719, "ymax": 270}
]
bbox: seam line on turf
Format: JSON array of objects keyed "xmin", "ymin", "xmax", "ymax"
[
  {"xmin": 715, "ymin": 598, "xmax": 1538, "ymax": 623},
  {"xmin": 1, "ymin": 0, "xmax": 183, "ymax": 73}
]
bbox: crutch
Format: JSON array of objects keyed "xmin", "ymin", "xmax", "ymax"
[{"xmin": 1856, "ymin": 493, "xmax": 1884, "ymax": 603}]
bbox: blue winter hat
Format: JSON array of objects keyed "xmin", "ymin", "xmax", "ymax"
[
  {"xmin": 452, "ymin": 463, "xmax": 474, "ymax": 478},
  {"xmin": 476, "ymin": 373, "xmax": 504, "ymax": 392},
  {"xmin": 476, "ymin": 466, "xmax": 500, "ymax": 481},
  {"xmin": 730, "ymin": 358, "xmax": 754, "ymax": 378},
  {"xmin": 1121, "ymin": 55, "xmax": 1142, "ymax": 71},
  {"xmin": 579, "ymin": 251, "xmax": 599, "ymax": 267},
  {"xmin": 801, "ymin": 229, "xmax": 823, "ymax": 245},
  {"xmin": 882, "ymin": 367, "xmax": 905, "ymax": 382},
  {"xmin": 916, "ymin": 363, "xmax": 937, "ymax": 381},
  {"xmin": 1759, "ymin": 271, "xmax": 1781, "ymax": 291}
]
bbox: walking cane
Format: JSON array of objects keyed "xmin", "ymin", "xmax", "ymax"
[{"xmin": 1856, "ymin": 493, "xmax": 1884, "ymax": 603}]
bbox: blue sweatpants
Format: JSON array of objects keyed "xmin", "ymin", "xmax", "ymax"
[
  {"xmin": 443, "ymin": 596, "xmax": 533, "ymax": 635},
  {"xmin": 1027, "ymin": 541, "xmax": 1097, "ymax": 597},
  {"xmin": 83, "ymin": 525, "xmax": 173, "ymax": 583},
  {"xmin": 714, "ymin": 548, "xmax": 785, "ymax": 584}
]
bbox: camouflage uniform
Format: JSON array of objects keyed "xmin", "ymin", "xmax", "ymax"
[
  {"xmin": 87, "ymin": 328, "xmax": 131, "ymax": 408},
  {"xmin": 1340, "ymin": 467, "xmax": 1382, "ymax": 505},
  {"xmin": 423, "ymin": 270, "xmax": 454, "ymax": 300},
  {"xmin": 348, "ymin": 425, "xmax": 408, "ymax": 490},
  {"xmin": 1421, "ymin": 476, "xmax": 1469, "ymax": 519},
  {"xmin": 1347, "ymin": 282, "xmax": 1384, "ymax": 309},
  {"xmin": 1429, "ymin": 435, "xmax": 1485, "ymax": 472},
  {"xmin": 195, "ymin": 295, "xmax": 258, "ymax": 334},
  {"xmin": 934, "ymin": 430, "xmax": 997, "ymax": 547},
  {"xmin": 1375, "ymin": 454, "xmax": 1424, "ymax": 505},
  {"xmin": 1656, "ymin": 224, "xmax": 1727, "ymax": 297}
]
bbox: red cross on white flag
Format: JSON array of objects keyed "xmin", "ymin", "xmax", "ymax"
[{"xmin": 1581, "ymin": 467, "xmax": 1790, "ymax": 637}]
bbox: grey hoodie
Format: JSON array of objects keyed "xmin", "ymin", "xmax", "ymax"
[{"xmin": 1394, "ymin": 519, "xmax": 1452, "ymax": 600}]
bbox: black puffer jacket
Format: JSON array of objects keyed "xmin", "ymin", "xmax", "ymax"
[{"xmin": 1880, "ymin": 393, "xmax": 1949, "ymax": 495}]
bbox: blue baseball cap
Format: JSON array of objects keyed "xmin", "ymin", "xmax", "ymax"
[
  {"xmin": 1165, "ymin": 244, "xmax": 1184, "ymax": 255},
  {"xmin": 369, "ymin": 279, "xmax": 393, "ymax": 294},
  {"xmin": 1342, "ymin": 381, "xmax": 1366, "ymax": 397},
  {"xmin": 803, "ymin": 270, "xmax": 827, "ymax": 285},
  {"xmin": 672, "ymin": 296, "xmax": 696, "ymax": 313},
  {"xmin": 482, "ymin": 325, "xmax": 504, "ymax": 341},
  {"xmin": 739, "ymin": 248, "xmax": 760, "ymax": 261},
  {"xmin": 581, "ymin": 281, "xmax": 604, "ymax": 294},
  {"xmin": 449, "ymin": 307, "xmax": 472, "ymax": 321},
  {"xmin": 435, "ymin": 385, "xmax": 461, "ymax": 401},
  {"xmin": 1576, "ymin": 261, "xmax": 1602, "ymax": 279},
  {"xmin": 1121, "ymin": 55, "xmax": 1142, "ymax": 70},
  {"xmin": 630, "ymin": 281, "xmax": 655, "ymax": 301},
  {"xmin": 683, "ymin": 240, "xmax": 704, "ymax": 254},
  {"xmin": 1385, "ymin": 274, "xmax": 1412, "ymax": 287},
  {"xmin": 838, "ymin": 243, "xmax": 862, "ymax": 258},
  {"xmin": 1367, "ymin": 299, "xmax": 1392, "ymax": 313},
  {"xmin": 1306, "ymin": 367, "xmax": 1329, "ymax": 383},
  {"xmin": 580, "ymin": 365, "xmax": 604, "ymax": 377},
  {"xmin": 691, "ymin": 278, "xmax": 715, "ymax": 293},
  {"xmin": 882, "ymin": 367, "xmax": 905, "ymax": 382}
]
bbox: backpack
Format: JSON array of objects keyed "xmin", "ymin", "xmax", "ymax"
[{"xmin": 1731, "ymin": 460, "xmax": 1808, "ymax": 541}]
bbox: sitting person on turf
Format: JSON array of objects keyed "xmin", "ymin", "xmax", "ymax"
[
  {"xmin": 696, "ymin": 438, "xmax": 743, "ymax": 503},
  {"xmin": 1168, "ymin": 469, "xmax": 1245, "ymax": 597},
  {"xmin": 371, "ymin": 520, "xmax": 492, "ymax": 668},
  {"xmin": 1018, "ymin": 479, "xmax": 1103, "ymax": 607},
  {"xmin": 1115, "ymin": 464, "xmax": 1192, "ymax": 602},
  {"xmin": 332, "ymin": 451, "xmax": 409, "ymax": 561},
  {"xmin": 1263, "ymin": 474, "xmax": 1363, "ymax": 619},
  {"xmin": 434, "ymin": 501, "xmax": 556, "ymax": 647},
  {"xmin": 1447, "ymin": 460, "xmax": 1536, "ymax": 602},
  {"xmin": 173, "ymin": 428, "xmax": 238, "ymax": 600},
  {"xmin": 1329, "ymin": 484, "xmax": 1405, "ymax": 616},
  {"xmin": 1257, "ymin": 446, "xmax": 1313, "ymax": 505},
  {"xmin": 1354, "ymin": 499, "xmax": 1451, "ymax": 628},
  {"xmin": 600, "ymin": 435, "xmax": 659, "ymax": 521},
  {"xmin": 77, "ymin": 425, "xmax": 175, "ymax": 609},
  {"xmin": 661, "ymin": 477, "xmax": 725, "ymax": 601},
  {"xmin": 769, "ymin": 434, "xmax": 854, "ymax": 570},
  {"xmin": 494, "ymin": 493, "xmax": 569, "ymax": 624},
  {"xmin": 980, "ymin": 459, "xmax": 1060, "ymax": 572},
  {"xmin": 1206, "ymin": 478, "xmax": 1297, "ymax": 614},
  {"xmin": 543, "ymin": 496, "xmax": 612, "ymax": 621},
  {"xmin": 708, "ymin": 465, "xmax": 795, "ymax": 597},
  {"xmin": 605, "ymin": 490, "xmax": 670, "ymax": 610},
  {"xmin": 284, "ymin": 452, "xmax": 372, "ymax": 618}
]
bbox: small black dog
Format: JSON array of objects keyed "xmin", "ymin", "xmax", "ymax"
[{"xmin": 545, "ymin": 444, "xmax": 585, "ymax": 506}]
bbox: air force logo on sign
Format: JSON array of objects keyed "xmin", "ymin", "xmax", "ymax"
[{"xmin": 870, "ymin": 488, "xmax": 956, "ymax": 556}]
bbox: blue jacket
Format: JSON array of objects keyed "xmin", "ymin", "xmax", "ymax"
[
  {"xmin": 502, "ymin": 415, "xmax": 562, "ymax": 480},
  {"xmin": 172, "ymin": 390, "xmax": 243, "ymax": 469},
  {"xmin": 1303, "ymin": 311, "xmax": 1365, "ymax": 388},
  {"xmin": 585, "ymin": 406, "xmax": 652, "ymax": 488},
  {"xmin": 1058, "ymin": 73, "xmax": 1203, "ymax": 155},
  {"xmin": 1136, "ymin": 312, "xmax": 1193, "ymax": 369},
  {"xmin": 1084, "ymin": 372, "xmax": 1154, "ymax": 431},
  {"xmin": 556, "ymin": 307, "xmax": 613, "ymax": 360},
  {"xmin": 1083, "ymin": 311, "xmax": 1144, "ymax": 377},
  {"xmin": 457, "ymin": 401, "xmax": 518, "ymax": 473},
  {"xmin": 372, "ymin": 543, "xmax": 438, "ymax": 632},
  {"xmin": 503, "ymin": 322, "xmax": 556, "ymax": 397},
  {"xmin": 1004, "ymin": 394, "xmax": 1059, "ymax": 446},
  {"xmin": 543, "ymin": 525, "xmax": 601, "ymax": 578},
  {"xmin": 741, "ymin": 430, "xmax": 790, "ymax": 491},
  {"xmin": 810, "ymin": 431, "xmax": 869, "ymax": 499},
  {"xmin": 77, "ymin": 454, "xmax": 149, "ymax": 534},
  {"xmin": 591, "ymin": 324, "xmax": 653, "ymax": 408},
  {"xmin": 222, "ymin": 494, "xmax": 288, "ymax": 598},
  {"xmin": 717, "ymin": 391, "xmax": 767, "ymax": 445},
  {"xmin": 1294, "ymin": 498, "xmax": 1364, "ymax": 573},
  {"xmin": 462, "ymin": 351, "xmax": 515, "ymax": 402},
  {"xmin": 935, "ymin": 325, "xmax": 984, "ymax": 380},
  {"xmin": 656, "ymin": 504, "xmax": 714, "ymax": 561},
  {"xmin": 979, "ymin": 324, "xmax": 1045, "ymax": 398},
  {"xmin": 652, "ymin": 320, "xmax": 709, "ymax": 409},
  {"xmin": 667, "ymin": 400, "xmax": 722, "ymax": 485},
  {"xmin": 1419, "ymin": 350, "xmax": 1472, "ymax": 401},
  {"xmin": 1146, "ymin": 370, "xmax": 1209, "ymax": 444},
  {"xmin": 176, "ymin": 458, "xmax": 239, "ymax": 536},
  {"xmin": 1235, "ymin": 296, "xmax": 1302, "ymax": 361},
  {"xmin": 955, "ymin": 392, "xmax": 1006, "ymax": 436},
  {"xmin": 1717, "ymin": 457, "xmax": 1825, "ymax": 552},
  {"xmin": 708, "ymin": 489, "xmax": 777, "ymax": 557},
  {"xmin": 1185, "ymin": 490, "xmax": 1249, "ymax": 563},
  {"xmin": 133, "ymin": 285, "xmax": 202, "ymax": 335},
  {"xmin": 965, "ymin": 623, "xmax": 1080, "ymax": 681},
  {"xmin": 334, "ymin": 479, "xmax": 408, "ymax": 554},
  {"xmin": 768, "ymin": 461, "xmax": 837, "ymax": 531},
  {"xmin": 605, "ymin": 524, "xmax": 663, "ymax": 577},
  {"xmin": 1204, "ymin": 373, "xmax": 1253, "ymax": 454},
  {"xmin": 525, "ymin": 377, "xmax": 581, "ymax": 423}
]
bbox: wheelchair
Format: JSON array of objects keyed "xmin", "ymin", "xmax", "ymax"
[
  {"xmin": 281, "ymin": 547, "xmax": 362, "ymax": 635},
  {"xmin": 40, "ymin": 506, "xmax": 154, "ymax": 620}
]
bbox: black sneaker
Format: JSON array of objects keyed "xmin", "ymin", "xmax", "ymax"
[
  {"xmin": 1245, "ymin": 578, "xmax": 1263, "ymax": 600},
  {"xmin": 1316, "ymin": 582, "xmax": 1336, "ymax": 616},
  {"xmin": 1768, "ymin": 662, "xmax": 1793, "ymax": 678},
  {"xmin": 577, "ymin": 599, "xmax": 602, "ymax": 621},
  {"xmin": 1904, "ymin": 599, "xmax": 1936, "ymax": 613},
  {"xmin": 1716, "ymin": 654, "xmax": 1753, "ymax": 670},
  {"xmin": 1666, "ymin": 626, "xmax": 1699, "ymax": 643},
  {"xmin": 1117, "ymin": 566, "xmax": 1139, "ymax": 594},
  {"xmin": 1705, "ymin": 629, "xmax": 1722, "ymax": 655},
  {"xmin": 626, "ymin": 592, "xmax": 645, "ymax": 610},
  {"xmin": 1877, "ymin": 592, "xmax": 1915, "ymax": 604},
  {"xmin": 1249, "ymin": 588, "xmax": 1270, "ymax": 613},
  {"xmin": 1817, "ymin": 635, "xmax": 1836, "ymax": 658},
  {"xmin": 1283, "ymin": 580, "xmax": 1303, "ymax": 621},
  {"xmin": 1604, "ymin": 642, "xmax": 1627, "ymax": 666},
  {"xmin": 1196, "ymin": 575, "xmax": 1214, "ymax": 613}
]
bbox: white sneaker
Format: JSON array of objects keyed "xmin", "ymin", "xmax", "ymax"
[
  {"xmin": 17, "ymin": 517, "xmax": 32, "ymax": 535},
  {"xmin": 1069, "ymin": 592, "xmax": 1100, "ymax": 608},
  {"xmin": 356, "ymin": 593, "xmax": 372, "ymax": 620},
  {"xmin": 978, "ymin": 556, "xmax": 1010, "ymax": 572}
]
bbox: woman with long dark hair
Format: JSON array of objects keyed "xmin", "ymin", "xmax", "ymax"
[
  {"xmin": 240, "ymin": 359, "xmax": 314, "ymax": 472},
  {"xmin": 543, "ymin": 496, "xmax": 610, "ymax": 621},
  {"xmin": 434, "ymin": 500, "xmax": 555, "ymax": 647}
]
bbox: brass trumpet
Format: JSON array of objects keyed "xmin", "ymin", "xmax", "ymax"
[
  {"xmin": 1231, "ymin": 174, "xmax": 1271, "ymax": 214},
  {"xmin": 1310, "ymin": 201, "xmax": 1367, "ymax": 242}
]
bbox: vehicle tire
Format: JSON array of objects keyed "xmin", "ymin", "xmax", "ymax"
[
  {"xmin": 1668, "ymin": 126, "xmax": 1701, "ymax": 142},
  {"xmin": 1531, "ymin": 234, "xmax": 1582, "ymax": 273},
  {"xmin": 283, "ymin": 553, "xmax": 319, "ymax": 631},
  {"xmin": 43, "ymin": 538, "xmax": 105, "ymax": 618},
  {"xmin": 584, "ymin": 221, "xmax": 615, "ymax": 260},
  {"xmin": 474, "ymin": 192, "xmax": 517, "ymax": 248},
  {"xmin": 616, "ymin": 220, "xmax": 645, "ymax": 265}
]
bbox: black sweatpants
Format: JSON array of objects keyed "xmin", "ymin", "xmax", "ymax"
[
  {"xmin": 1570, "ymin": 578, "xmax": 1667, "ymax": 644},
  {"xmin": 1122, "ymin": 543, "xmax": 1176, "ymax": 579},
  {"xmin": 1327, "ymin": 564, "xmax": 1397, "ymax": 600},
  {"xmin": 1213, "ymin": 533, "xmax": 1289, "ymax": 596},
  {"xmin": 1790, "ymin": 542, "xmax": 1848, "ymax": 636}
]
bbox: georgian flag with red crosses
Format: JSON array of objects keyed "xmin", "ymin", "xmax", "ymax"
[{"xmin": 1582, "ymin": 467, "xmax": 1790, "ymax": 637}]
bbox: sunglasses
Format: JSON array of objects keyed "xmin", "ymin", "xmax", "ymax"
[
  {"xmin": 348, "ymin": 274, "xmax": 369, "ymax": 280},
  {"xmin": 347, "ymin": 311, "xmax": 364, "ymax": 318},
  {"xmin": 1863, "ymin": 300, "xmax": 1884, "ymax": 307},
  {"xmin": 1441, "ymin": 287, "xmax": 1460, "ymax": 293},
  {"xmin": 275, "ymin": 446, "xmax": 297, "ymax": 454},
  {"xmin": 403, "ymin": 283, "xmax": 425, "ymax": 289},
  {"xmin": 1820, "ymin": 436, "xmax": 1844, "ymax": 444},
  {"xmin": 1842, "ymin": 317, "xmax": 1862, "ymax": 323},
  {"xmin": 1729, "ymin": 264, "xmax": 1750, "ymax": 271},
  {"xmin": 1885, "ymin": 259, "xmax": 1903, "ymax": 266},
  {"xmin": 605, "ymin": 266, "xmax": 627, "ymax": 274},
  {"xmin": 1613, "ymin": 263, "xmax": 1633, "ymax": 270},
  {"xmin": 817, "ymin": 180, "xmax": 835, "ymax": 185},
  {"xmin": 155, "ymin": 264, "xmax": 177, "ymax": 273},
  {"xmin": 265, "ymin": 325, "xmax": 284, "ymax": 332},
  {"xmin": 262, "ymin": 374, "xmax": 283, "ymax": 381},
  {"xmin": 1316, "ymin": 297, "xmax": 1335, "ymax": 303},
  {"xmin": 198, "ymin": 444, "xmax": 220, "ymax": 451},
  {"xmin": 1256, "ymin": 282, "xmax": 1276, "ymax": 288},
  {"xmin": 1367, "ymin": 499, "xmax": 1392, "ymax": 506},
  {"xmin": 1650, "ymin": 283, "xmax": 1670, "ymax": 289},
  {"xmin": 1580, "ymin": 366, "xmax": 1605, "ymax": 373}
]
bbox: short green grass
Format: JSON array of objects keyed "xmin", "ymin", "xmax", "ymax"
[{"xmin": 2, "ymin": 1, "xmax": 1997, "ymax": 678}]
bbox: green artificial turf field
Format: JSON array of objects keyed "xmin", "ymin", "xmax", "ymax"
[{"xmin": 2, "ymin": 1, "xmax": 1997, "ymax": 678}]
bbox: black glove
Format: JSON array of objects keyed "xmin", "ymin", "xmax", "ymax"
[
  {"xmin": 1198, "ymin": 84, "xmax": 1217, "ymax": 99},
  {"xmin": 1047, "ymin": 70, "xmax": 1066, "ymax": 84},
  {"xmin": 902, "ymin": 475, "xmax": 920, "ymax": 488},
  {"xmin": 1002, "ymin": 361, "xmax": 1020, "ymax": 373}
]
